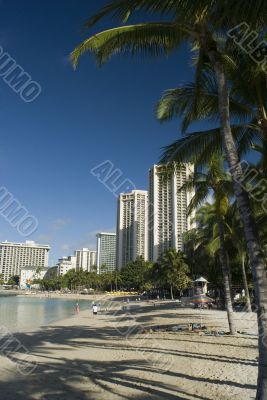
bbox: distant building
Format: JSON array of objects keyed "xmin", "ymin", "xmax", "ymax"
[
  {"xmin": 96, "ymin": 233, "xmax": 117, "ymax": 273},
  {"xmin": 45, "ymin": 266, "xmax": 58, "ymax": 279},
  {"xmin": 75, "ymin": 248, "xmax": 96, "ymax": 272},
  {"xmin": 117, "ymin": 190, "xmax": 149, "ymax": 269},
  {"xmin": 56, "ymin": 256, "xmax": 76, "ymax": 276},
  {"xmin": 20, "ymin": 266, "xmax": 49, "ymax": 289},
  {"xmin": 0, "ymin": 240, "xmax": 50, "ymax": 282},
  {"xmin": 149, "ymin": 164, "xmax": 195, "ymax": 262}
]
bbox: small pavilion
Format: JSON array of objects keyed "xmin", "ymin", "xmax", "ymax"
[{"xmin": 194, "ymin": 277, "xmax": 208, "ymax": 295}]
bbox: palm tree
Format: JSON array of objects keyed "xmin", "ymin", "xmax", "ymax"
[
  {"xmin": 225, "ymin": 203, "xmax": 252, "ymax": 312},
  {"xmin": 156, "ymin": 248, "xmax": 191, "ymax": 300},
  {"xmin": 71, "ymin": 2, "xmax": 267, "ymax": 395},
  {"xmin": 182, "ymin": 155, "xmax": 236, "ymax": 334},
  {"xmin": 205, "ymin": 202, "xmax": 252, "ymax": 312},
  {"xmin": 157, "ymin": 50, "xmax": 267, "ymax": 393}
]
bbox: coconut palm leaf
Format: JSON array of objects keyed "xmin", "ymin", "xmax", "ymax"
[
  {"xmin": 71, "ymin": 23, "xmax": 188, "ymax": 68},
  {"xmin": 84, "ymin": 0, "xmax": 217, "ymax": 29},
  {"xmin": 157, "ymin": 76, "xmax": 253, "ymax": 131},
  {"xmin": 160, "ymin": 124, "xmax": 262, "ymax": 165},
  {"xmin": 160, "ymin": 128, "xmax": 223, "ymax": 164}
]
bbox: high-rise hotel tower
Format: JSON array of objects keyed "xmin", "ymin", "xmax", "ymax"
[
  {"xmin": 116, "ymin": 190, "xmax": 148, "ymax": 269},
  {"xmin": 75, "ymin": 248, "xmax": 96, "ymax": 272},
  {"xmin": 0, "ymin": 240, "xmax": 50, "ymax": 282},
  {"xmin": 149, "ymin": 164, "xmax": 195, "ymax": 262},
  {"xmin": 96, "ymin": 233, "xmax": 117, "ymax": 273}
]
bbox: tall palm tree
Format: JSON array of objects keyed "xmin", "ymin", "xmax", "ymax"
[
  {"xmin": 71, "ymin": 2, "xmax": 267, "ymax": 395},
  {"xmin": 157, "ymin": 50, "xmax": 267, "ymax": 394},
  {"xmin": 206, "ymin": 202, "xmax": 252, "ymax": 312},
  {"xmin": 182, "ymin": 155, "xmax": 236, "ymax": 333},
  {"xmin": 226, "ymin": 203, "xmax": 252, "ymax": 312}
]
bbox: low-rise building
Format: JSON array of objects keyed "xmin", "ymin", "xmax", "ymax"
[{"xmin": 20, "ymin": 266, "xmax": 49, "ymax": 289}]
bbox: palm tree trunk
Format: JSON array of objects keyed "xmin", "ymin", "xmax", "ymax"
[
  {"xmin": 207, "ymin": 47, "xmax": 267, "ymax": 399},
  {"xmin": 226, "ymin": 252, "xmax": 234, "ymax": 302},
  {"xmin": 241, "ymin": 253, "xmax": 252, "ymax": 313},
  {"xmin": 217, "ymin": 218, "xmax": 236, "ymax": 335},
  {"xmin": 170, "ymin": 284, "xmax": 174, "ymax": 300}
]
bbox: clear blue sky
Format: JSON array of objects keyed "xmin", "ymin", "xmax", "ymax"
[{"xmin": 0, "ymin": 0, "xmax": 197, "ymax": 264}]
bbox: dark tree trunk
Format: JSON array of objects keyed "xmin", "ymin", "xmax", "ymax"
[
  {"xmin": 206, "ymin": 46, "xmax": 267, "ymax": 399},
  {"xmin": 241, "ymin": 253, "xmax": 252, "ymax": 313},
  {"xmin": 217, "ymin": 218, "xmax": 236, "ymax": 335}
]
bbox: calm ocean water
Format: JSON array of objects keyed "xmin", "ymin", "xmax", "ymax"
[{"xmin": 0, "ymin": 294, "xmax": 90, "ymax": 333}]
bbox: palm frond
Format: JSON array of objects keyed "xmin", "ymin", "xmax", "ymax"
[
  {"xmin": 160, "ymin": 127, "xmax": 223, "ymax": 165},
  {"xmin": 84, "ymin": 0, "xmax": 217, "ymax": 29},
  {"xmin": 71, "ymin": 23, "xmax": 187, "ymax": 68},
  {"xmin": 187, "ymin": 184, "xmax": 210, "ymax": 215},
  {"xmin": 207, "ymin": 236, "xmax": 221, "ymax": 255},
  {"xmin": 160, "ymin": 124, "xmax": 262, "ymax": 166},
  {"xmin": 219, "ymin": 0, "xmax": 267, "ymax": 28},
  {"xmin": 157, "ymin": 77, "xmax": 253, "ymax": 131}
]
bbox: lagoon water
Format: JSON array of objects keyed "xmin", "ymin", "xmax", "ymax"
[{"xmin": 0, "ymin": 294, "xmax": 90, "ymax": 333}]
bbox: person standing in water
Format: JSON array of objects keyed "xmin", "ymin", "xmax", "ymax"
[
  {"xmin": 92, "ymin": 304, "xmax": 98, "ymax": 316},
  {"xmin": 75, "ymin": 303, "xmax": 80, "ymax": 314}
]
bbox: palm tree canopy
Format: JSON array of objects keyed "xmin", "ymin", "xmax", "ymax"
[
  {"xmin": 71, "ymin": 1, "xmax": 267, "ymax": 174},
  {"xmin": 83, "ymin": 0, "xmax": 267, "ymax": 31},
  {"xmin": 181, "ymin": 154, "xmax": 233, "ymax": 215},
  {"xmin": 158, "ymin": 46, "xmax": 266, "ymax": 166},
  {"xmin": 71, "ymin": 1, "xmax": 267, "ymax": 69}
]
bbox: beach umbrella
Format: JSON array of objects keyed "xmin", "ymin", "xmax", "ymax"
[{"xmin": 187, "ymin": 294, "xmax": 214, "ymax": 304}]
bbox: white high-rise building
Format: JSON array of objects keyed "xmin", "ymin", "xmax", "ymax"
[
  {"xmin": 149, "ymin": 164, "xmax": 195, "ymax": 262},
  {"xmin": 96, "ymin": 233, "xmax": 116, "ymax": 273},
  {"xmin": 75, "ymin": 248, "xmax": 96, "ymax": 272},
  {"xmin": 117, "ymin": 190, "xmax": 148, "ymax": 269},
  {"xmin": 0, "ymin": 240, "xmax": 50, "ymax": 282},
  {"xmin": 57, "ymin": 255, "xmax": 76, "ymax": 276}
]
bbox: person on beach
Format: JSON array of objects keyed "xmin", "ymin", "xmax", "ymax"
[
  {"xmin": 75, "ymin": 303, "xmax": 80, "ymax": 314},
  {"xmin": 92, "ymin": 304, "xmax": 98, "ymax": 316}
]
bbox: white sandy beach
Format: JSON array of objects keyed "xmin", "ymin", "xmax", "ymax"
[{"xmin": 0, "ymin": 301, "xmax": 258, "ymax": 399}]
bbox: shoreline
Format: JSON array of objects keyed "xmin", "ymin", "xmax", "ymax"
[
  {"xmin": 0, "ymin": 292, "xmax": 123, "ymax": 335},
  {"xmin": 0, "ymin": 290, "xmax": 139, "ymax": 301}
]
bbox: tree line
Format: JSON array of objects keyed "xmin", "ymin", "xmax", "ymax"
[{"xmin": 36, "ymin": 251, "xmax": 191, "ymax": 298}]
